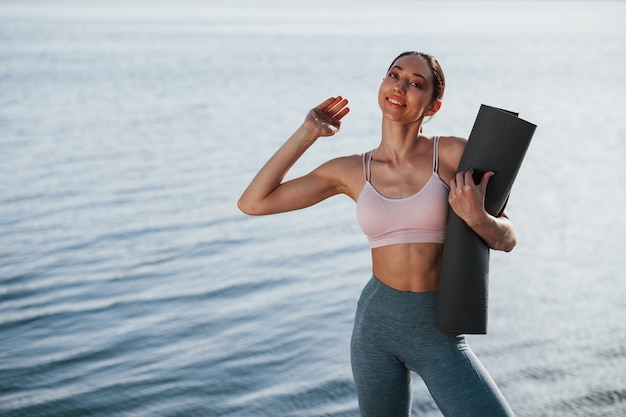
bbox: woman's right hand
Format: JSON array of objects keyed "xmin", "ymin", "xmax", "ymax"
[{"xmin": 304, "ymin": 96, "xmax": 350, "ymax": 137}]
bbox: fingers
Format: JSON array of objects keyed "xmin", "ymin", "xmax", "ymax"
[
  {"xmin": 318, "ymin": 96, "xmax": 350, "ymax": 121},
  {"xmin": 449, "ymin": 169, "xmax": 469, "ymax": 190},
  {"xmin": 316, "ymin": 96, "xmax": 340, "ymax": 109},
  {"xmin": 479, "ymin": 171, "xmax": 495, "ymax": 192},
  {"xmin": 450, "ymin": 169, "xmax": 494, "ymax": 192},
  {"xmin": 452, "ymin": 169, "xmax": 494, "ymax": 184},
  {"xmin": 333, "ymin": 105, "xmax": 350, "ymax": 121}
]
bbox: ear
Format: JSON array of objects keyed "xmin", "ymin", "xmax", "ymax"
[{"xmin": 425, "ymin": 99, "xmax": 442, "ymax": 116}]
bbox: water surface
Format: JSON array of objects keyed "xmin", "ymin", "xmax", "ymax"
[{"xmin": 1, "ymin": 1, "xmax": 625, "ymax": 416}]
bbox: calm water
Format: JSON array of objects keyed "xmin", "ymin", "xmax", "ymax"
[{"xmin": 1, "ymin": 1, "xmax": 626, "ymax": 416}]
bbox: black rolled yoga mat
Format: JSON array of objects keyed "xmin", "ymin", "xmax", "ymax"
[{"xmin": 435, "ymin": 104, "xmax": 536, "ymax": 335}]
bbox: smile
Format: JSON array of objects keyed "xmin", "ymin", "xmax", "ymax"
[{"xmin": 387, "ymin": 97, "xmax": 406, "ymax": 107}]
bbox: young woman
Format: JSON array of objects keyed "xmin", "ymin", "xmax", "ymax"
[{"xmin": 238, "ymin": 51, "xmax": 516, "ymax": 416}]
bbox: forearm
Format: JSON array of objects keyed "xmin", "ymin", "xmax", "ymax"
[
  {"xmin": 237, "ymin": 124, "xmax": 319, "ymax": 215},
  {"xmin": 238, "ymin": 96, "xmax": 349, "ymax": 215},
  {"xmin": 447, "ymin": 169, "xmax": 517, "ymax": 252},
  {"xmin": 466, "ymin": 213, "xmax": 517, "ymax": 252}
]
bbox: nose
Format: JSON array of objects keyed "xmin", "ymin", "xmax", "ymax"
[{"xmin": 393, "ymin": 76, "xmax": 408, "ymax": 92}]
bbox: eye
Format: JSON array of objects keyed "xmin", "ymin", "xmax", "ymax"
[
  {"xmin": 411, "ymin": 81, "xmax": 423, "ymax": 89},
  {"xmin": 388, "ymin": 72, "xmax": 398, "ymax": 79}
]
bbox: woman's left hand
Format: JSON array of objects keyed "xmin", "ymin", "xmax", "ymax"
[{"xmin": 448, "ymin": 169, "xmax": 494, "ymax": 227}]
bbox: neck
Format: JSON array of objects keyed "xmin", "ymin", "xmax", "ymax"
[{"xmin": 377, "ymin": 119, "xmax": 424, "ymax": 163}]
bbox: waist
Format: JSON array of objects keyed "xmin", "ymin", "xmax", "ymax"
[
  {"xmin": 371, "ymin": 242, "xmax": 443, "ymax": 292},
  {"xmin": 359, "ymin": 274, "xmax": 438, "ymax": 313}
]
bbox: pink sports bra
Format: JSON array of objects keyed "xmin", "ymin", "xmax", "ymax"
[{"xmin": 356, "ymin": 137, "xmax": 450, "ymax": 248}]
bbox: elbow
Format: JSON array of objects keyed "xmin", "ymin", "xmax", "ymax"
[
  {"xmin": 502, "ymin": 239, "xmax": 517, "ymax": 253},
  {"xmin": 237, "ymin": 196, "xmax": 266, "ymax": 216},
  {"xmin": 493, "ymin": 214, "xmax": 517, "ymax": 252},
  {"xmin": 237, "ymin": 197, "xmax": 256, "ymax": 216},
  {"xmin": 496, "ymin": 235, "xmax": 517, "ymax": 253}
]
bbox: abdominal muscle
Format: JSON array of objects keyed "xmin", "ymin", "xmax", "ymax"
[{"xmin": 371, "ymin": 243, "xmax": 444, "ymax": 292}]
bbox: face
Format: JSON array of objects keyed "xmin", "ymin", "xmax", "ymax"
[{"xmin": 378, "ymin": 55, "xmax": 441, "ymax": 124}]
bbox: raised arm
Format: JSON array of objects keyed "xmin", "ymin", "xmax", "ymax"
[{"xmin": 237, "ymin": 97, "xmax": 350, "ymax": 216}]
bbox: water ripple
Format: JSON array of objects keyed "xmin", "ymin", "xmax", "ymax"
[{"xmin": 2, "ymin": 3, "xmax": 626, "ymax": 417}]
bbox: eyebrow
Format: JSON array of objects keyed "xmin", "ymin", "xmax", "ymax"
[{"xmin": 391, "ymin": 65, "xmax": 428, "ymax": 83}]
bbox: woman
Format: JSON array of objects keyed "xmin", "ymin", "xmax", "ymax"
[{"xmin": 238, "ymin": 51, "xmax": 516, "ymax": 416}]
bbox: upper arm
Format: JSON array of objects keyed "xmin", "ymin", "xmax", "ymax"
[
  {"xmin": 437, "ymin": 135, "xmax": 467, "ymax": 186},
  {"xmin": 250, "ymin": 156, "xmax": 356, "ymax": 215}
]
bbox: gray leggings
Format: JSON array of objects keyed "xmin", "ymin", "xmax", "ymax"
[{"xmin": 351, "ymin": 276, "xmax": 515, "ymax": 417}]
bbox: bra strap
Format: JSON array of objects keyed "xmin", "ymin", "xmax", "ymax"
[
  {"xmin": 366, "ymin": 148, "xmax": 376, "ymax": 181},
  {"xmin": 433, "ymin": 136, "xmax": 440, "ymax": 173},
  {"xmin": 361, "ymin": 152, "xmax": 367, "ymax": 181}
]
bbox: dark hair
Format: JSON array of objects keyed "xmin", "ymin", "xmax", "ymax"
[{"xmin": 387, "ymin": 51, "xmax": 445, "ymax": 104}]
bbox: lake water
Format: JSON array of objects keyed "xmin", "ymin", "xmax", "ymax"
[{"xmin": 1, "ymin": 1, "xmax": 625, "ymax": 416}]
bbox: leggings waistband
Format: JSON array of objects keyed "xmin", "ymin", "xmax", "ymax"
[{"xmin": 358, "ymin": 275, "xmax": 438, "ymax": 323}]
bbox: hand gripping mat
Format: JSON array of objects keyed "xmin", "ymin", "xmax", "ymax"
[{"xmin": 435, "ymin": 104, "xmax": 536, "ymax": 334}]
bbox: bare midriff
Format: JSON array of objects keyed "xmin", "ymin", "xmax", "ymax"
[{"xmin": 371, "ymin": 243, "xmax": 444, "ymax": 292}]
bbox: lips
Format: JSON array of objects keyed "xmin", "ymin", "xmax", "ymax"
[{"xmin": 386, "ymin": 96, "xmax": 406, "ymax": 107}]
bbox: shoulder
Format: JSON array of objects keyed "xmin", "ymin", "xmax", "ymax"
[
  {"xmin": 313, "ymin": 153, "xmax": 366, "ymax": 200},
  {"xmin": 317, "ymin": 153, "xmax": 363, "ymax": 173},
  {"xmin": 315, "ymin": 153, "xmax": 364, "ymax": 185},
  {"xmin": 438, "ymin": 135, "xmax": 466, "ymax": 168},
  {"xmin": 438, "ymin": 135, "xmax": 466, "ymax": 153},
  {"xmin": 434, "ymin": 136, "xmax": 466, "ymax": 181}
]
